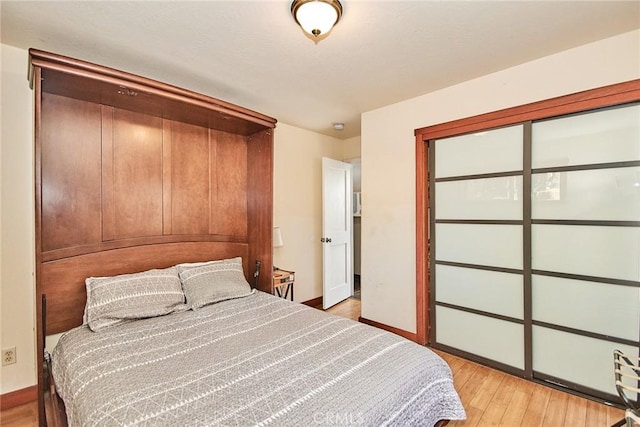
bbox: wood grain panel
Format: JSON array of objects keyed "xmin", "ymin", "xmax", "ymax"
[
  {"xmin": 211, "ymin": 130, "xmax": 248, "ymax": 237},
  {"xmin": 247, "ymin": 129, "xmax": 273, "ymax": 292},
  {"xmin": 107, "ymin": 108, "xmax": 163, "ymax": 239},
  {"xmin": 41, "ymin": 234, "xmax": 246, "ymax": 262},
  {"xmin": 33, "ymin": 67, "xmax": 46, "ymax": 427},
  {"xmin": 41, "ymin": 94, "xmax": 102, "ymax": 251},
  {"xmin": 101, "ymin": 106, "xmax": 115, "ymax": 241},
  {"xmin": 162, "ymin": 120, "xmax": 172, "ymax": 234},
  {"xmin": 31, "ymin": 49, "xmax": 276, "ymax": 136},
  {"xmin": 41, "ymin": 242, "xmax": 249, "ymax": 334},
  {"xmin": 167, "ymin": 120, "xmax": 210, "ymax": 234}
]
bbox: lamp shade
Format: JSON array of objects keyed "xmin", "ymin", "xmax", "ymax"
[
  {"xmin": 291, "ymin": 0, "xmax": 343, "ymax": 41},
  {"xmin": 273, "ymin": 227, "xmax": 284, "ymax": 248}
]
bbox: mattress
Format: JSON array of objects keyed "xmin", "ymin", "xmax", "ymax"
[{"xmin": 52, "ymin": 291, "xmax": 465, "ymax": 426}]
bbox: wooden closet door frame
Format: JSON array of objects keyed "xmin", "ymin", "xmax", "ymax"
[{"xmin": 414, "ymin": 79, "xmax": 640, "ymax": 347}]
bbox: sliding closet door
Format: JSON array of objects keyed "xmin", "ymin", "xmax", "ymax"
[
  {"xmin": 530, "ymin": 104, "xmax": 640, "ymax": 399},
  {"xmin": 431, "ymin": 102, "xmax": 640, "ymax": 401},
  {"xmin": 432, "ymin": 125, "xmax": 526, "ymax": 372}
]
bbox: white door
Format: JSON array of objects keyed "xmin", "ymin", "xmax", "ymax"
[{"xmin": 322, "ymin": 157, "xmax": 353, "ymax": 309}]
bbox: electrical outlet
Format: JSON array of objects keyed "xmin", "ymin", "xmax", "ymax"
[{"xmin": 2, "ymin": 347, "xmax": 16, "ymax": 366}]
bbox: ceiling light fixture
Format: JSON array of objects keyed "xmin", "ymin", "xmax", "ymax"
[{"xmin": 291, "ymin": 0, "xmax": 343, "ymax": 43}]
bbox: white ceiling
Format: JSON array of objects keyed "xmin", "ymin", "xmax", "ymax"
[{"xmin": 2, "ymin": 1, "xmax": 639, "ymax": 139}]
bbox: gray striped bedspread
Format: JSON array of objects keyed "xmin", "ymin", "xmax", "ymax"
[{"xmin": 52, "ymin": 291, "xmax": 465, "ymax": 426}]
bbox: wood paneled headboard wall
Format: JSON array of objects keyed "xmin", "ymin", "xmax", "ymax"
[{"xmin": 29, "ymin": 49, "xmax": 276, "ymax": 425}]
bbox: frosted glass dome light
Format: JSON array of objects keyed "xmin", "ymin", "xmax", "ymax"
[{"xmin": 292, "ymin": 0, "xmax": 343, "ymax": 42}]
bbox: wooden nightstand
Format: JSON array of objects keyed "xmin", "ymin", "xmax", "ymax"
[{"xmin": 273, "ymin": 268, "xmax": 295, "ymax": 301}]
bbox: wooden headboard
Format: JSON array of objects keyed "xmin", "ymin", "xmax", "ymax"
[{"xmin": 30, "ymin": 49, "xmax": 276, "ymax": 425}]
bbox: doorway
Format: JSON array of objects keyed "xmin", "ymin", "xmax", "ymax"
[
  {"xmin": 320, "ymin": 156, "xmax": 361, "ymax": 319},
  {"xmin": 350, "ymin": 158, "xmax": 362, "ymax": 301},
  {"xmin": 321, "ymin": 157, "xmax": 353, "ymax": 309}
]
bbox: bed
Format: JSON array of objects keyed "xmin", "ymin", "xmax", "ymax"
[
  {"xmin": 50, "ymin": 283, "xmax": 465, "ymax": 426},
  {"xmin": 31, "ymin": 49, "xmax": 465, "ymax": 426}
]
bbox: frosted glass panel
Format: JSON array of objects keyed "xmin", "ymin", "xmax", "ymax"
[
  {"xmin": 532, "ymin": 167, "xmax": 640, "ymax": 221},
  {"xmin": 533, "ymin": 326, "xmax": 637, "ymax": 396},
  {"xmin": 437, "ymin": 306, "xmax": 524, "ymax": 369},
  {"xmin": 532, "ymin": 225, "xmax": 640, "ymax": 281},
  {"xmin": 533, "ymin": 275, "xmax": 640, "ymax": 340},
  {"xmin": 436, "ymin": 265, "xmax": 523, "ymax": 319},
  {"xmin": 436, "ymin": 176, "xmax": 523, "ymax": 220},
  {"xmin": 435, "ymin": 125, "xmax": 523, "ymax": 178},
  {"xmin": 532, "ymin": 104, "xmax": 640, "ymax": 168},
  {"xmin": 436, "ymin": 223, "xmax": 523, "ymax": 269}
]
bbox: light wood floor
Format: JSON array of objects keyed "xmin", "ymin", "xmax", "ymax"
[
  {"xmin": 1, "ymin": 400, "xmax": 37, "ymax": 427},
  {"xmin": 435, "ymin": 350, "xmax": 623, "ymax": 426},
  {"xmin": 320, "ymin": 296, "xmax": 362, "ymax": 321},
  {"xmin": 1, "ymin": 297, "xmax": 623, "ymax": 427},
  {"xmin": 321, "ymin": 297, "xmax": 624, "ymax": 426}
]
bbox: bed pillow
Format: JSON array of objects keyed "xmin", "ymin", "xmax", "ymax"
[
  {"xmin": 84, "ymin": 267, "xmax": 186, "ymax": 331},
  {"xmin": 177, "ymin": 257, "xmax": 253, "ymax": 309}
]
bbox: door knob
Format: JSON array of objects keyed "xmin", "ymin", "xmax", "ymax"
[{"xmin": 320, "ymin": 237, "xmax": 332, "ymax": 243}]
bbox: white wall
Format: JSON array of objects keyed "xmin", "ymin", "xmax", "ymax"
[
  {"xmin": 341, "ymin": 136, "xmax": 361, "ymax": 161},
  {"xmin": 360, "ymin": 30, "xmax": 640, "ymax": 333},
  {"xmin": 0, "ymin": 44, "xmax": 36, "ymax": 393},
  {"xmin": 272, "ymin": 122, "xmax": 344, "ymax": 303},
  {"xmin": 342, "ymin": 137, "xmax": 362, "ymax": 276}
]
